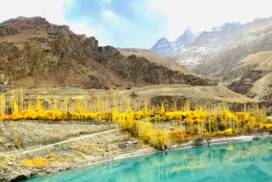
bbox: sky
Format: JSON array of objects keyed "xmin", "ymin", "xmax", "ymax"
[{"xmin": 0, "ymin": 0, "xmax": 272, "ymax": 48}]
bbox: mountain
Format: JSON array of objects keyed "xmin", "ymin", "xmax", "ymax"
[
  {"xmin": 190, "ymin": 23, "xmax": 241, "ymax": 48},
  {"xmin": 173, "ymin": 28, "xmax": 198, "ymax": 51},
  {"xmin": 116, "ymin": 48, "xmax": 260, "ymax": 105},
  {"xmin": 151, "ymin": 28, "xmax": 198, "ymax": 57},
  {"xmin": 118, "ymin": 48, "xmax": 191, "ymax": 74},
  {"xmin": 150, "ymin": 37, "xmax": 174, "ymax": 56},
  {"xmin": 194, "ymin": 17, "xmax": 272, "ymax": 106},
  {"xmin": 176, "ymin": 23, "xmax": 242, "ymax": 68},
  {"xmin": 195, "ymin": 17, "xmax": 272, "ymax": 77},
  {"xmin": 151, "ymin": 23, "xmax": 241, "ymax": 68},
  {"xmin": 0, "ymin": 17, "xmax": 215, "ymax": 90},
  {"xmin": 225, "ymin": 51, "xmax": 272, "ymax": 106},
  {"xmin": 151, "ymin": 16, "xmax": 272, "ymax": 106}
]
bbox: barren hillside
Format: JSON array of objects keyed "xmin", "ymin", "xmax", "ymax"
[
  {"xmin": 118, "ymin": 48, "xmax": 191, "ymax": 74},
  {"xmin": 19, "ymin": 84, "xmax": 256, "ymax": 106},
  {"xmin": 0, "ymin": 17, "xmax": 214, "ymax": 90},
  {"xmin": 227, "ymin": 51, "xmax": 272, "ymax": 105},
  {"xmin": 195, "ymin": 17, "xmax": 272, "ymax": 77},
  {"xmin": 191, "ymin": 17, "xmax": 272, "ymax": 106}
]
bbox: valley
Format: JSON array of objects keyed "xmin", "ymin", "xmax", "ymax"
[
  {"xmin": 151, "ymin": 17, "xmax": 272, "ymax": 107},
  {"xmin": 0, "ymin": 16, "xmax": 271, "ymax": 182}
]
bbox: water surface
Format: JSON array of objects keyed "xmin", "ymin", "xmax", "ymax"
[{"xmin": 25, "ymin": 139, "xmax": 272, "ymax": 182}]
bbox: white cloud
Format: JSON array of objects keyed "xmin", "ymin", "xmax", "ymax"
[
  {"xmin": 1, "ymin": 0, "xmax": 272, "ymax": 47},
  {"xmin": 0, "ymin": 0, "xmax": 107, "ymax": 45},
  {"xmin": 0, "ymin": 0, "xmax": 68, "ymax": 24},
  {"xmin": 68, "ymin": 22, "xmax": 108, "ymax": 45},
  {"xmin": 100, "ymin": 9, "xmax": 130, "ymax": 31},
  {"xmin": 101, "ymin": 9, "xmax": 116, "ymax": 19},
  {"xmin": 149, "ymin": 0, "xmax": 272, "ymax": 40}
]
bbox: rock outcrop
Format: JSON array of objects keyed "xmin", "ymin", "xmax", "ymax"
[
  {"xmin": 226, "ymin": 51, "xmax": 272, "ymax": 107},
  {"xmin": 0, "ymin": 17, "xmax": 215, "ymax": 89}
]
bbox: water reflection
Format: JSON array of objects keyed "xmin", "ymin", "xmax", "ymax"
[{"xmin": 26, "ymin": 139, "xmax": 272, "ymax": 182}]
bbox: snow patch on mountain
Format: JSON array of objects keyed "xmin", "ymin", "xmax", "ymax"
[
  {"xmin": 151, "ymin": 22, "xmax": 242, "ymax": 69},
  {"xmin": 151, "ymin": 28, "xmax": 197, "ymax": 56}
]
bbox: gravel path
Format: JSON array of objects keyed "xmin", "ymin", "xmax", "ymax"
[{"xmin": 0, "ymin": 129, "xmax": 116, "ymax": 157}]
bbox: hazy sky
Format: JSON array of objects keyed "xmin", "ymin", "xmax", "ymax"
[{"xmin": 0, "ymin": 0, "xmax": 272, "ymax": 48}]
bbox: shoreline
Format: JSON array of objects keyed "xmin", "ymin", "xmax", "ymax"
[{"xmin": 26, "ymin": 134, "xmax": 271, "ymax": 181}]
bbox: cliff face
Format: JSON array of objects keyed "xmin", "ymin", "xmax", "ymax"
[{"xmin": 0, "ymin": 17, "xmax": 214, "ymax": 89}]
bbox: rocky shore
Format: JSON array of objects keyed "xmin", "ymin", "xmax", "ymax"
[
  {"xmin": 1, "ymin": 119, "xmax": 270, "ymax": 182},
  {"xmin": 0, "ymin": 120, "xmax": 137, "ymax": 181}
]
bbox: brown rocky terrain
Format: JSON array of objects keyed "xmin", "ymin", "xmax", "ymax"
[
  {"xmin": 118, "ymin": 48, "xmax": 192, "ymax": 74},
  {"xmin": 195, "ymin": 17, "xmax": 272, "ymax": 77},
  {"xmin": 0, "ymin": 121, "xmax": 114, "ymax": 152},
  {"xmin": 0, "ymin": 15, "xmax": 270, "ymax": 182},
  {"xmin": 226, "ymin": 51, "xmax": 272, "ymax": 107},
  {"xmin": 15, "ymin": 84, "xmax": 257, "ymax": 111},
  {"xmin": 0, "ymin": 121, "xmax": 137, "ymax": 181},
  {"xmin": 151, "ymin": 23, "xmax": 242, "ymax": 68},
  {"xmin": 0, "ymin": 17, "xmax": 214, "ymax": 90},
  {"xmin": 192, "ymin": 17, "xmax": 272, "ymax": 106}
]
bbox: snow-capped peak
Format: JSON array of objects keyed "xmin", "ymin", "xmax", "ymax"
[{"xmin": 151, "ymin": 28, "xmax": 197, "ymax": 56}]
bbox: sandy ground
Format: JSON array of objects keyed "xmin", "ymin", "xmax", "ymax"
[
  {"xmin": 0, "ymin": 121, "xmax": 143, "ymax": 181},
  {"xmin": 0, "ymin": 121, "xmax": 115, "ymax": 152},
  {"xmin": 14, "ymin": 84, "xmax": 257, "ymax": 105}
]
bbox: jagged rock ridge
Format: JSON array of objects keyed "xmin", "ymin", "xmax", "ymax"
[
  {"xmin": 151, "ymin": 23, "xmax": 241, "ymax": 68},
  {"xmin": 0, "ymin": 17, "xmax": 214, "ymax": 89}
]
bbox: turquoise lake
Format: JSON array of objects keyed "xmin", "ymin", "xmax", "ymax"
[{"xmin": 24, "ymin": 139, "xmax": 272, "ymax": 182}]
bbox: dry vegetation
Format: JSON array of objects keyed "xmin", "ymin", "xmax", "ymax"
[
  {"xmin": 0, "ymin": 87, "xmax": 270, "ymax": 181},
  {"xmin": 0, "ymin": 88, "xmax": 270, "ymax": 151}
]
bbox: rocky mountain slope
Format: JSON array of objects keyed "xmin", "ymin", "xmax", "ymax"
[
  {"xmin": 195, "ymin": 17, "xmax": 272, "ymax": 77},
  {"xmin": 0, "ymin": 17, "xmax": 214, "ymax": 89},
  {"xmin": 151, "ymin": 17, "xmax": 272, "ymax": 106},
  {"xmin": 194, "ymin": 17, "xmax": 272, "ymax": 106},
  {"xmin": 150, "ymin": 37, "xmax": 175, "ymax": 56},
  {"xmin": 227, "ymin": 51, "xmax": 272, "ymax": 106},
  {"xmin": 151, "ymin": 28, "xmax": 198, "ymax": 57},
  {"xmin": 151, "ymin": 23, "xmax": 241, "ymax": 68},
  {"xmin": 177, "ymin": 23, "xmax": 241, "ymax": 68},
  {"xmin": 118, "ymin": 48, "xmax": 191, "ymax": 74}
]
